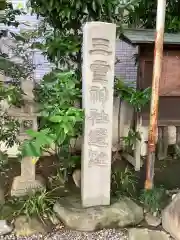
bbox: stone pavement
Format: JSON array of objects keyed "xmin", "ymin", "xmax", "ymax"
[{"xmin": 128, "ymin": 228, "xmax": 171, "ymax": 240}]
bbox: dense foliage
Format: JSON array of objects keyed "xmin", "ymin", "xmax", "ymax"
[
  {"xmin": 21, "ymin": 71, "xmax": 83, "ymax": 158},
  {"xmin": 126, "ymin": 0, "xmax": 180, "ymax": 32},
  {"xmin": 0, "ymin": 3, "xmax": 33, "ymax": 169},
  {"xmin": 29, "ymin": 0, "xmax": 139, "ymax": 72}
]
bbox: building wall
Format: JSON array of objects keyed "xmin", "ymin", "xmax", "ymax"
[{"xmin": 115, "ymin": 40, "xmax": 138, "ymax": 83}]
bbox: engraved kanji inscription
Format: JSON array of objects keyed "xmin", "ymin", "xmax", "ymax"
[
  {"xmin": 88, "ymin": 149, "xmax": 108, "ymax": 167},
  {"xmin": 89, "ymin": 38, "xmax": 112, "ymax": 56},
  {"xmin": 88, "ymin": 109, "xmax": 109, "ymax": 125},
  {"xmin": 88, "ymin": 128, "xmax": 108, "ymax": 147},
  {"xmin": 81, "ymin": 22, "xmax": 116, "ymax": 206},
  {"xmin": 90, "ymin": 60, "xmax": 110, "ymax": 84},
  {"xmin": 89, "ymin": 86, "xmax": 108, "ymax": 105}
]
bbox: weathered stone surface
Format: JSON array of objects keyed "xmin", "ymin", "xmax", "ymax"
[
  {"xmin": 145, "ymin": 213, "xmax": 161, "ymax": 227},
  {"xmin": 162, "ymin": 192, "xmax": 180, "ymax": 240},
  {"xmin": 0, "ymin": 187, "xmax": 4, "ymax": 205},
  {"xmin": 72, "ymin": 169, "xmax": 81, "ymax": 188},
  {"xmin": 14, "ymin": 216, "xmax": 49, "ymax": 236},
  {"xmin": 128, "ymin": 228, "xmax": 170, "ymax": 240},
  {"xmin": 81, "ymin": 22, "xmax": 116, "ymax": 207},
  {"xmin": 0, "ymin": 220, "xmax": 13, "ymax": 236},
  {"xmin": 149, "ymin": 231, "xmax": 171, "ymax": 240},
  {"xmin": 53, "ymin": 196, "xmax": 143, "ymax": 231},
  {"xmin": 129, "ymin": 228, "xmax": 149, "ymax": 240},
  {"xmin": 11, "ymin": 174, "xmax": 45, "ymax": 197}
]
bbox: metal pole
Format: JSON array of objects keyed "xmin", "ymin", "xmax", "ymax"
[{"xmin": 145, "ymin": 0, "xmax": 166, "ymax": 190}]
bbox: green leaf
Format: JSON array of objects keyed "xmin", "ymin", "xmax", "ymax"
[
  {"xmin": 56, "ymin": 129, "xmax": 66, "ymax": 145},
  {"xmin": 61, "ymin": 122, "xmax": 71, "ymax": 135},
  {"xmin": 21, "ymin": 141, "xmax": 41, "ymax": 157},
  {"xmin": 49, "ymin": 115, "xmax": 63, "ymax": 123},
  {"xmin": 26, "ymin": 129, "xmax": 40, "ymax": 138}
]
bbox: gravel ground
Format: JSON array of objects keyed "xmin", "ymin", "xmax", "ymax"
[{"xmin": 0, "ymin": 228, "xmax": 128, "ymax": 240}]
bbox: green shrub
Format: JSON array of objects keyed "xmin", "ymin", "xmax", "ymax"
[
  {"xmin": 139, "ymin": 186, "xmax": 166, "ymax": 214},
  {"xmin": 20, "ymin": 71, "xmax": 84, "ymax": 183},
  {"xmin": 9, "ymin": 190, "xmax": 58, "ymax": 223},
  {"xmin": 111, "ymin": 166, "xmax": 138, "ymax": 198}
]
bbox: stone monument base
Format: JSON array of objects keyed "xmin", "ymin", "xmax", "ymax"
[
  {"xmin": 53, "ymin": 195, "xmax": 143, "ymax": 231},
  {"xmin": 11, "ymin": 175, "xmax": 45, "ymax": 197}
]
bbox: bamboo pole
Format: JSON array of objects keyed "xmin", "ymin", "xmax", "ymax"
[{"xmin": 145, "ymin": 0, "xmax": 166, "ymax": 189}]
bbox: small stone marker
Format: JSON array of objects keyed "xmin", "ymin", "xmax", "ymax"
[
  {"xmin": 11, "ymin": 80, "xmax": 45, "ymax": 197},
  {"xmin": 11, "ymin": 157, "xmax": 45, "ymax": 197},
  {"xmin": 81, "ymin": 22, "xmax": 116, "ymax": 207}
]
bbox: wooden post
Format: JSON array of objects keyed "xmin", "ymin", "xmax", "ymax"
[{"xmin": 145, "ymin": 0, "xmax": 166, "ymax": 189}]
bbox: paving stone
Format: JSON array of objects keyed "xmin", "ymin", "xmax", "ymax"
[{"xmin": 128, "ymin": 228, "xmax": 170, "ymax": 240}]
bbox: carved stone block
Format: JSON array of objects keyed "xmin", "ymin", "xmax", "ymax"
[
  {"xmin": 81, "ymin": 22, "xmax": 116, "ymax": 207},
  {"xmin": 11, "ymin": 175, "xmax": 45, "ymax": 197}
]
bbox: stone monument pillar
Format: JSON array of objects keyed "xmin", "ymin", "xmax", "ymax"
[
  {"xmin": 11, "ymin": 79, "xmax": 45, "ymax": 197},
  {"xmin": 81, "ymin": 22, "xmax": 116, "ymax": 207}
]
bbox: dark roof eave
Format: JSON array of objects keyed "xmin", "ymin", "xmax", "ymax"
[
  {"xmin": 120, "ymin": 29, "xmax": 180, "ymax": 46},
  {"xmin": 119, "ymin": 33, "xmax": 133, "ymax": 45},
  {"xmin": 129, "ymin": 40, "xmax": 180, "ymax": 45}
]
